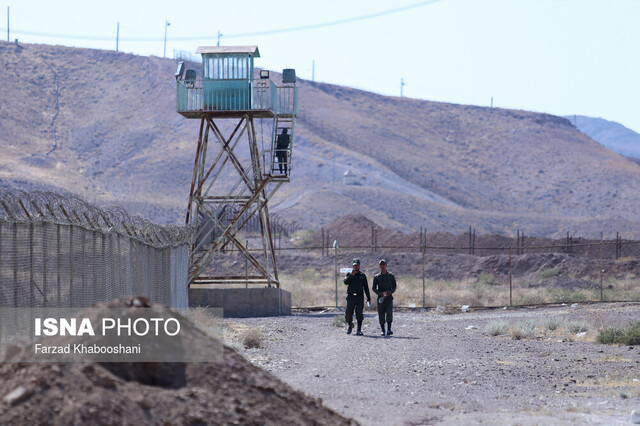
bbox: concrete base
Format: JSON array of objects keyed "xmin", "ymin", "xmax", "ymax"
[{"xmin": 188, "ymin": 287, "xmax": 291, "ymax": 318}]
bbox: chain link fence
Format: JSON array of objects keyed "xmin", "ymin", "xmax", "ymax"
[
  {"xmin": 247, "ymin": 227, "xmax": 640, "ymax": 309},
  {"xmin": 0, "ymin": 189, "xmax": 191, "ymax": 308}
]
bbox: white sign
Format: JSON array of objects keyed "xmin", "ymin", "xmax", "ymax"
[{"xmin": 339, "ymin": 267, "xmax": 352, "ymax": 274}]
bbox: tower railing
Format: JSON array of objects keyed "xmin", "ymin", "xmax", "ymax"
[{"xmin": 177, "ymin": 79, "xmax": 298, "ymax": 116}]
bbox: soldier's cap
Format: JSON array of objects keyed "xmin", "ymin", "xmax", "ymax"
[
  {"xmin": 352, "ymin": 258, "xmax": 360, "ymax": 265},
  {"xmin": 378, "ymin": 259, "xmax": 387, "ymax": 265}
]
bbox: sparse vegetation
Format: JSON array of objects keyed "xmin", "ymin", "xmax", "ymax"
[
  {"xmin": 484, "ymin": 320, "xmax": 509, "ymax": 336},
  {"xmin": 565, "ymin": 321, "xmax": 589, "ymax": 334},
  {"xmin": 597, "ymin": 321, "xmax": 640, "ymax": 345},
  {"xmin": 242, "ymin": 328, "xmax": 265, "ymax": 349},
  {"xmin": 512, "ymin": 320, "xmax": 537, "ymax": 340},
  {"xmin": 185, "ymin": 307, "xmax": 224, "ymax": 337},
  {"xmin": 517, "ymin": 294, "xmax": 545, "ymax": 306},
  {"xmin": 281, "ymin": 270, "xmax": 638, "ymax": 308},
  {"xmin": 478, "ymin": 273, "xmax": 500, "ymax": 286},
  {"xmin": 538, "ymin": 267, "xmax": 560, "ymax": 279},
  {"xmin": 540, "ymin": 317, "xmax": 562, "ymax": 331},
  {"xmin": 551, "ymin": 289, "xmax": 588, "ymax": 304},
  {"xmin": 332, "ymin": 315, "xmax": 346, "ymax": 328}
]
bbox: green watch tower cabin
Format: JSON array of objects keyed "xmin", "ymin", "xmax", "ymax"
[{"xmin": 176, "ymin": 45, "xmax": 298, "ymax": 287}]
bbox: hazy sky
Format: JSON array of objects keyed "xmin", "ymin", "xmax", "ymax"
[{"xmin": 2, "ymin": 0, "xmax": 639, "ymax": 133}]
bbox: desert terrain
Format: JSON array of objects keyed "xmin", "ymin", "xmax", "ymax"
[
  {"xmin": 2, "ymin": 41, "xmax": 640, "ymax": 237},
  {"xmin": 232, "ymin": 303, "xmax": 640, "ymax": 425}
]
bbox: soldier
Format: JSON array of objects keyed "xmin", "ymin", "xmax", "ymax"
[
  {"xmin": 372, "ymin": 259, "xmax": 397, "ymax": 336},
  {"xmin": 275, "ymin": 128, "xmax": 290, "ymax": 175},
  {"xmin": 343, "ymin": 258, "xmax": 371, "ymax": 336}
]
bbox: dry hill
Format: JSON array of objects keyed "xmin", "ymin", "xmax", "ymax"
[{"xmin": 1, "ymin": 41, "xmax": 639, "ymax": 237}]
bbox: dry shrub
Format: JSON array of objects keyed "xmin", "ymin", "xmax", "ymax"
[
  {"xmin": 597, "ymin": 321, "xmax": 640, "ymax": 345},
  {"xmin": 565, "ymin": 320, "xmax": 589, "ymax": 334},
  {"xmin": 540, "ymin": 317, "xmax": 562, "ymax": 331},
  {"xmin": 485, "ymin": 320, "xmax": 509, "ymax": 336},
  {"xmin": 184, "ymin": 307, "xmax": 223, "ymax": 338},
  {"xmin": 512, "ymin": 320, "xmax": 537, "ymax": 340},
  {"xmin": 332, "ymin": 315, "xmax": 346, "ymax": 327},
  {"xmin": 242, "ymin": 328, "xmax": 264, "ymax": 349}
]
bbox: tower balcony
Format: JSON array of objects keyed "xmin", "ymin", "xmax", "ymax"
[{"xmin": 177, "ymin": 78, "xmax": 298, "ymax": 119}]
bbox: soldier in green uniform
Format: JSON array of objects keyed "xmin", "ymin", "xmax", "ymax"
[
  {"xmin": 372, "ymin": 259, "xmax": 397, "ymax": 336},
  {"xmin": 343, "ymin": 258, "xmax": 371, "ymax": 336}
]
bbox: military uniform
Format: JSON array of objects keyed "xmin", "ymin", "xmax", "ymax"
[
  {"xmin": 343, "ymin": 261, "xmax": 371, "ymax": 336},
  {"xmin": 276, "ymin": 130, "xmax": 290, "ymax": 175},
  {"xmin": 373, "ymin": 269, "xmax": 396, "ymax": 335}
]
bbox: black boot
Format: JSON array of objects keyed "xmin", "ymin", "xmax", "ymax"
[
  {"xmin": 356, "ymin": 320, "xmax": 363, "ymax": 336},
  {"xmin": 347, "ymin": 322, "xmax": 353, "ymax": 334},
  {"xmin": 380, "ymin": 324, "xmax": 386, "ymax": 336},
  {"xmin": 386, "ymin": 322, "xmax": 393, "ymax": 336}
]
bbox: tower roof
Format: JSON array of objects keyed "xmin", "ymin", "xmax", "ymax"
[{"xmin": 196, "ymin": 45, "xmax": 260, "ymax": 57}]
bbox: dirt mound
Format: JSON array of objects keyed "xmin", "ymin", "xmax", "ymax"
[{"xmin": 0, "ymin": 297, "xmax": 353, "ymax": 426}]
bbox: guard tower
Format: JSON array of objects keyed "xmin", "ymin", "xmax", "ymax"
[{"xmin": 176, "ymin": 45, "xmax": 298, "ymax": 287}]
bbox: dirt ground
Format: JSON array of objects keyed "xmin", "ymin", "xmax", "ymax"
[
  {"xmin": 232, "ymin": 302, "xmax": 640, "ymax": 425},
  {"xmin": 0, "ymin": 297, "xmax": 351, "ymax": 426}
]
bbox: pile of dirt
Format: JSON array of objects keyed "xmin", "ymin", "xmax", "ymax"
[
  {"xmin": 0, "ymin": 297, "xmax": 353, "ymax": 425},
  {"xmin": 313, "ymin": 213, "xmax": 409, "ymax": 249}
]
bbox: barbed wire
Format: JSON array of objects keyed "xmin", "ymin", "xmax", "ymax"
[{"xmin": 0, "ymin": 188, "xmax": 192, "ymax": 248}]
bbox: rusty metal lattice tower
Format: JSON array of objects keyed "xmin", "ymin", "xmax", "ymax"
[{"xmin": 176, "ymin": 46, "xmax": 297, "ymax": 287}]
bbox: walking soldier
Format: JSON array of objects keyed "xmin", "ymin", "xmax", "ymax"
[
  {"xmin": 343, "ymin": 258, "xmax": 371, "ymax": 336},
  {"xmin": 373, "ymin": 259, "xmax": 397, "ymax": 336}
]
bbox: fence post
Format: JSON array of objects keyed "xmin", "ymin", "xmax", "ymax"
[
  {"xmin": 509, "ymin": 245, "xmax": 512, "ymax": 307},
  {"xmin": 69, "ymin": 225, "xmax": 74, "ymax": 307},
  {"xmin": 57, "ymin": 224, "xmax": 61, "ymax": 307},
  {"xmin": 29, "ymin": 222, "xmax": 34, "ymax": 307},
  {"xmin": 93, "ymin": 230, "xmax": 98, "ymax": 303},
  {"xmin": 81, "ymin": 227, "xmax": 86, "ymax": 305},
  {"xmin": 245, "ymin": 239, "xmax": 248, "ymax": 288},
  {"xmin": 13, "ymin": 222, "xmax": 18, "ymax": 307},
  {"xmin": 600, "ymin": 232, "xmax": 604, "ymax": 301},
  {"xmin": 473, "ymin": 228, "xmax": 476, "ymax": 255},
  {"xmin": 422, "ymin": 231, "xmax": 426, "ymax": 309},
  {"xmin": 334, "ymin": 238, "xmax": 338, "ymax": 308},
  {"xmin": 42, "ymin": 223, "xmax": 47, "ymax": 307}
]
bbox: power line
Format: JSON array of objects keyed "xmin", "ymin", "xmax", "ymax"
[
  {"xmin": 0, "ymin": 0, "xmax": 444, "ymax": 42},
  {"xmin": 224, "ymin": 0, "xmax": 444, "ymax": 38}
]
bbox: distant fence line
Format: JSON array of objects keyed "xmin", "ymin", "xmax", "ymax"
[
  {"xmin": 315, "ymin": 226, "xmax": 635, "ymax": 260},
  {"xmin": 0, "ymin": 189, "xmax": 192, "ymax": 308}
]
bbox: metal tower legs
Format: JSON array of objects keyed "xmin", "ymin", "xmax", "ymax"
[{"xmin": 186, "ymin": 115, "xmax": 282, "ymax": 287}]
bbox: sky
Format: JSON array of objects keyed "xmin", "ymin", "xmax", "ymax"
[{"xmin": 2, "ymin": 0, "xmax": 639, "ymax": 133}]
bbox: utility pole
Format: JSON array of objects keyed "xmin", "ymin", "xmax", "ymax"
[
  {"xmin": 400, "ymin": 78, "xmax": 405, "ymax": 97},
  {"xmin": 116, "ymin": 22, "xmax": 119, "ymax": 52},
  {"xmin": 163, "ymin": 20, "xmax": 170, "ymax": 58},
  {"xmin": 312, "ymin": 60, "xmax": 315, "ymax": 82},
  {"xmin": 334, "ymin": 239, "xmax": 338, "ymax": 308},
  {"xmin": 217, "ymin": 30, "xmax": 223, "ymax": 46},
  {"xmin": 7, "ymin": 6, "xmax": 9, "ymax": 42},
  {"xmin": 332, "ymin": 151, "xmax": 335, "ymax": 184},
  {"xmin": 490, "ymin": 96, "xmax": 493, "ymax": 108}
]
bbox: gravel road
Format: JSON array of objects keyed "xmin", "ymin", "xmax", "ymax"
[{"xmin": 231, "ymin": 302, "xmax": 640, "ymax": 425}]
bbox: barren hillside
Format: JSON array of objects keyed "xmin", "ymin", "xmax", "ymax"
[
  {"xmin": 1, "ymin": 41, "xmax": 639, "ymax": 237},
  {"xmin": 568, "ymin": 114, "xmax": 640, "ymax": 159}
]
